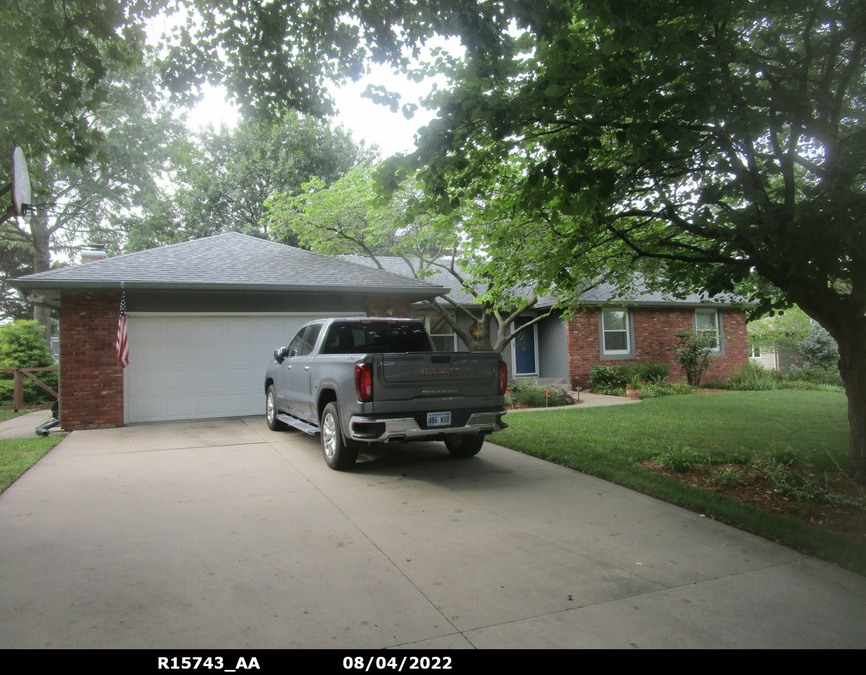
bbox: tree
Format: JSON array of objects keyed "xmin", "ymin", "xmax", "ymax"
[
  {"xmin": 266, "ymin": 165, "xmax": 557, "ymax": 352},
  {"xmin": 126, "ymin": 114, "xmax": 370, "ymax": 251},
  {"xmin": 0, "ymin": 242, "xmax": 33, "ymax": 322},
  {"xmin": 747, "ymin": 306, "xmax": 812, "ymax": 367},
  {"xmin": 0, "ymin": 0, "xmax": 150, "ymax": 167},
  {"xmin": 2, "ymin": 56, "xmax": 184, "ymax": 334},
  {"xmin": 369, "ymin": 0, "xmax": 866, "ymax": 481},
  {"xmin": 155, "ymin": 1, "xmax": 511, "ymax": 121},
  {"xmin": 6, "ymin": 1, "xmax": 866, "ymax": 475}
]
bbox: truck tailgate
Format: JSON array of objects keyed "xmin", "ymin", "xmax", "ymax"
[{"xmin": 373, "ymin": 352, "xmax": 500, "ymax": 406}]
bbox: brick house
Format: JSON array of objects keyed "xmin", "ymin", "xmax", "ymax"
[
  {"xmin": 561, "ymin": 299, "xmax": 748, "ymax": 388},
  {"xmin": 345, "ymin": 257, "xmax": 749, "ymax": 390},
  {"xmin": 12, "ymin": 235, "xmax": 748, "ymax": 430},
  {"xmin": 11, "ymin": 233, "xmax": 447, "ymax": 429}
]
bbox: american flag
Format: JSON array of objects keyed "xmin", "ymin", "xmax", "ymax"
[{"xmin": 116, "ymin": 292, "xmax": 129, "ymax": 367}]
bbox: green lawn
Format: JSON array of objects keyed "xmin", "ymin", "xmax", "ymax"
[
  {"xmin": 0, "ymin": 436, "xmax": 63, "ymax": 494},
  {"xmin": 0, "ymin": 408, "xmax": 42, "ymax": 424},
  {"xmin": 496, "ymin": 390, "xmax": 866, "ymax": 573}
]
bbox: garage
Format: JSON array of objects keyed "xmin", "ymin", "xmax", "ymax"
[
  {"xmin": 11, "ymin": 233, "xmax": 447, "ymax": 430},
  {"xmin": 124, "ymin": 313, "xmax": 361, "ymax": 423}
]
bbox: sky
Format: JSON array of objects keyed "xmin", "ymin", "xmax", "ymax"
[
  {"xmin": 148, "ymin": 9, "xmax": 458, "ymax": 158},
  {"xmin": 186, "ymin": 60, "xmax": 446, "ymax": 159}
]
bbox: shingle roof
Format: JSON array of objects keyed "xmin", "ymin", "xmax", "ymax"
[
  {"xmin": 342, "ymin": 255, "xmax": 744, "ymax": 308},
  {"xmin": 341, "ymin": 255, "xmax": 485, "ymax": 305},
  {"xmin": 11, "ymin": 233, "xmax": 449, "ymax": 298}
]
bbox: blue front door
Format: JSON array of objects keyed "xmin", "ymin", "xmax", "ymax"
[{"xmin": 513, "ymin": 316, "xmax": 537, "ymax": 375}]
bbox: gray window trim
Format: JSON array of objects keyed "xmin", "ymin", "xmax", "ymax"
[{"xmin": 599, "ymin": 308, "xmax": 636, "ymax": 360}]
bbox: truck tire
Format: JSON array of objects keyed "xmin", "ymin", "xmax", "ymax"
[
  {"xmin": 444, "ymin": 434, "xmax": 484, "ymax": 458},
  {"xmin": 321, "ymin": 402, "xmax": 359, "ymax": 470},
  {"xmin": 266, "ymin": 385, "xmax": 287, "ymax": 431}
]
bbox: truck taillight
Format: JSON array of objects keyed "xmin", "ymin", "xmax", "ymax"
[
  {"xmin": 355, "ymin": 363, "xmax": 373, "ymax": 402},
  {"xmin": 499, "ymin": 361, "xmax": 508, "ymax": 395}
]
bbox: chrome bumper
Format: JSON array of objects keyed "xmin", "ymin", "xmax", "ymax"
[{"xmin": 348, "ymin": 411, "xmax": 507, "ymax": 443}]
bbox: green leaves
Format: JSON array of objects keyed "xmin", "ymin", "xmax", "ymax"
[
  {"xmin": 126, "ymin": 113, "xmax": 369, "ymax": 251},
  {"xmin": 265, "ymin": 166, "xmax": 398, "ymax": 260},
  {"xmin": 1, "ymin": 0, "xmax": 146, "ymax": 166}
]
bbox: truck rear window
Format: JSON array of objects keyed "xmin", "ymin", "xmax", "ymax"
[{"xmin": 321, "ymin": 321, "xmax": 433, "ymax": 354}]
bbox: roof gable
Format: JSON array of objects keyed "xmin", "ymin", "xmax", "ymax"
[{"xmin": 12, "ymin": 233, "xmax": 448, "ymax": 298}]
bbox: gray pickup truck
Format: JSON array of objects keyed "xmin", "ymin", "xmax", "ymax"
[{"xmin": 264, "ymin": 317, "xmax": 508, "ymax": 470}]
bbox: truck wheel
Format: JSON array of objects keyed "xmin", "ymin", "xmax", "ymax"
[
  {"xmin": 266, "ymin": 386, "xmax": 287, "ymax": 431},
  {"xmin": 321, "ymin": 402, "xmax": 358, "ymax": 470},
  {"xmin": 444, "ymin": 434, "xmax": 484, "ymax": 458}
]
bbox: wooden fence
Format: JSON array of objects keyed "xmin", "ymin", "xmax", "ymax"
[{"xmin": 0, "ymin": 367, "xmax": 59, "ymax": 411}]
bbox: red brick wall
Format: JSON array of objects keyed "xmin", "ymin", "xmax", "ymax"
[
  {"xmin": 60, "ymin": 292, "xmax": 125, "ymax": 429},
  {"xmin": 567, "ymin": 307, "xmax": 749, "ymax": 389},
  {"xmin": 366, "ymin": 296, "xmax": 414, "ymax": 317}
]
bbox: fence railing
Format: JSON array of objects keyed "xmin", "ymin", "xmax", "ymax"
[{"xmin": 0, "ymin": 367, "xmax": 59, "ymax": 411}]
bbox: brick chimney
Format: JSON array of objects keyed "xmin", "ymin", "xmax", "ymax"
[{"xmin": 80, "ymin": 243, "xmax": 107, "ymax": 264}]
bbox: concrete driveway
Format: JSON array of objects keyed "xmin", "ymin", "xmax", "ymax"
[{"xmin": 1, "ymin": 416, "xmax": 865, "ymax": 649}]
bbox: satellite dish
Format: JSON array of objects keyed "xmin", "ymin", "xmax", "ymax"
[{"xmin": 12, "ymin": 147, "xmax": 31, "ymax": 220}]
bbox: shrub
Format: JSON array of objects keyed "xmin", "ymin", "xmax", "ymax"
[
  {"xmin": 0, "ymin": 321, "xmax": 57, "ymax": 406},
  {"xmin": 674, "ymin": 331, "xmax": 716, "ymax": 386},
  {"xmin": 640, "ymin": 382, "xmax": 695, "ymax": 398},
  {"xmin": 709, "ymin": 362, "xmax": 778, "ymax": 391},
  {"xmin": 706, "ymin": 362, "xmax": 845, "ymax": 393},
  {"xmin": 708, "ymin": 467, "xmax": 745, "ymax": 487},
  {"xmin": 619, "ymin": 362, "xmax": 670, "ymax": 384},
  {"xmin": 589, "ymin": 363, "xmax": 670, "ymax": 395},
  {"xmin": 655, "ymin": 447, "xmax": 710, "ymax": 472},
  {"xmin": 753, "ymin": 459, "xmax": 864, "ymax": 508},
  {"xmin": 797, "ymin": 325, "xmax": 839, "ymax": 371},
  {"xmin": 508, "ymin": 382, "xmax": 573, "ymax": 408},
  {"xmin": 588, "ymin": 365, "xmax": 627, "ymax": 390},
  {"xmin": 785, "ymin": 366, "xmax": 844, "ymax": 387}
]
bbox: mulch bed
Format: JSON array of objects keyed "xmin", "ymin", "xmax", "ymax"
[{"xmin": 642, "ymin": 459, "xmax": 866, "ymax": 543}]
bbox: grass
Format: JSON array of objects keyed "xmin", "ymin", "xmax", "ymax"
[
  {"xmin": 0, "ymin": 436, "xmax": 63, "ymax": 494},
  {"xmin": 0, "ymin": 408, "xmax": 43, "ymax": 424},
  {"xmin": 494, "ymin": 389, "xmax": 866, "ymax": 574}
]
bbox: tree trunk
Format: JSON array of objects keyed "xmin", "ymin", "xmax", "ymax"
[
  {"xmin": 835, "ymin": 320, "xmax": 866, "ymax": 482},
  {"xmin": 30, "ymin": 207, "xmax": 52, "ymax": 343}
]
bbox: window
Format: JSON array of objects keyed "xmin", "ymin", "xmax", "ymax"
[
  {"xmin": 287, "ymin": 327, "xmax": 307, "ymax": 357},
  {"xmin": 321, "ymin": 321, "xmax": 432, "ymax": 354},
  {"xmin": 300, "ymin": 324, "xmax": 322, "ymax": 356},
  {"xmin": 600, "ymin": 308, "xmax": 632, "ymax": 357},
  {"xmin": 426, "ymin": 313, "xmax": 458, "ymax": 352},
  {"xmin": 695, "ymin": 308, "xmax": 722, "ymax": 353},
  {"xmin": 750, "ymin": 344, "xmax": 761, "ymax": 358}
]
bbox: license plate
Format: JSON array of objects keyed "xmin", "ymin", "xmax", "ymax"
[{"xmin": 427, "ymin": 411, "xmax": 451, "ymax": 427}]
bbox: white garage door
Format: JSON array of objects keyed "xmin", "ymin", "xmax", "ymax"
[{"xmin": 124, "ymin": 313, "xmax": 358, "ymax": 423}]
